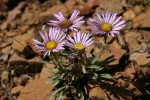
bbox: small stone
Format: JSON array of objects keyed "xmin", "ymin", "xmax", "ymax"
[
  {"xmin": 125, "ymin": 31, "xmax": 142, "ymax": 52},
  {"xmin": 134, "ymin": 52, "xmax": 150, "ymax": 66},
  {"xmin": 89, "ymin": 86, "xmax": 108, "ymax": 100},
  {"xmin": 139, "ymin": 67, "xmax": 150, "ymax": 76},
  {"xmin": 114, "ymin": 72, "xmax": 123, "ymax": 79},
  {"xmin": 140, "ymin": 30, "xmax": 150, "ymax": 41},
  {"xmin": 123, "ymin": 10, "xmax": 136, "ymax": 20},
  {"xmin": 0, "ymin": 54, "xmax": 9, "ymax": 62},
  {"xmin": 118, "ymin": 79, "xmax": 129, "ymax": 87},
  {"xmin": 77, "ymin": 0, "xmax": 100, "ymax": 15},
  {"xmin": 96, "ymin": 0, "xmax": 123, "ymax": 14},
  {"xmin": 20, "ymin": 25, "xmax": 29, "ymax": 33},
  {"xmin": 133, "ymin": 5, "xmax": 144, "ymax": 15},
  {"xmin": 7, "ymin": 1, "xmax": 26, "ymax": 22},
  {"xmin": 0, "ymin": 94, "xmax": 8, "ymax": 100},
  {"xmin": 0, "ymin": 38, "xmax": 13, "ymax": 48},
  {"xmin": 10, "ymin": 20, "xmax": 18, "ymax": 29},
  {"xmin": 133, "ymin": 8, "xmax": 150, "ymax": 28},
  {"xmin": 11, "ymin": 86, "xmax": 24, "ymax": 95},
  {"xmin": 34, "ymin": 74, "xmax": 40, "ymax": 80},
  {"xmin": 65, "ymin": 0, "xmax": 76, "ymax": 11},
  {"xmin": 112, "ymin": 40, "xmax": 122, "ymax": 49},
  {"xmin": 12, "ymin": 33, "xmax": 32, "ymax": 52},
  {"xmin": 117, "ymin": 34, "xmax": 126, "ymax": 48},
  {"xmin": 0, "ymin": 22, "xmax": 8, "ymax": 30},
  {"xmin": 21, "ymin": 12, "xmax": 39, "ymax": 25},
  {"xmin": 2, "ymin": 46, "xmax": 11, "ymax": 54},
  {"xmin": 86, "ymin": 0, "xmax": 100, "ymax": 8},
  {"xmin": 39, "ymin": 4, "xmax": 68, "ymax": 23},
  {"xmin": 128, "ymin": 83, "xmax": 142, "ymax": 96},
  {"xmin": 125, "ymin": 67, "xmax": 136, "ymax": 79},
  {"xmin": 1, "ymin": 71, "xmax": 9, "ymax": 85},
  {"xmin": 9, "ymin": 53, "xmax": 25, "ymax": 62},
  {"xmin": 13, "ymin": 77, "xmax": 21, "ymax": 86},
  {"xmin": 2, "ymin": 0, "xmax": 9, "ymax": 3}
]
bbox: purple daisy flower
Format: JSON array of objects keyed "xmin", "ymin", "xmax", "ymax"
[
  {"xmin": 47, "ymin": 10, "xmax": 85, "ymax": 32},
  {"xmin": 33, "ymin": 28, "xmax": 66, "ymax": 57},
  {"xmin": 89, "ymin": 11, "xmax": 126, "ymax": 37},
  {"xmin": 67, "ymin": 31, "xmax": 94, "ymax": 50}
]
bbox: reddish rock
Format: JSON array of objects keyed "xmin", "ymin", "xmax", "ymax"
[
  {"xmin": 133, "ymin": 5, "xmax": 144, "ymax": 15},
  {"xmin": 87, "ymin": 81, "xmax": 133, "ymax": 100},
  {"xmin": 18, "ymin": 78, "xmax": 53, "ymax": 100},
  {"xmin": 11, "ymin": 86, "xmax": 24, "ymax": 95},
  {"xmin": 89, "ymin": 86, "xmax": 108, "ymax": 99},
  {"xmin": 77, "ymin": 0, "xmax": 100, "ymax": 15},
  {"xmin": 101, "ymin": 45, "xmax": 126, "ymax": 66},
  {"xmin": 6, "ymin": 31, "xmax": 18, "ymax": 37},
  {"xmin": 86, "ymin": 0, "xmax": 100, "ymax": 8},
  {"xmin": 125, "ymin": 67, "xmax": 136, "ymax": 79},
  {"xmin": 123, "ymin": 10, "xmax": 136, "ymax": 20},
  {"xmin": 65, "ymin": 0, "xmax": 76, "ymax": 11},
  {"xmin": 2, "ymin": 46, "xmax": 11, "ymax": 54},
  {"xmin": 134, "ymin": 52, "xmax": 150, "ymax": 66},
  {"xmin": 118, "ymin": 79, "xmax": 129, "ymax": 87},
  {"xmin": 125, "ymin": 31, "xmax": 142, "ymax": 52},
  {"xmin": 0, "ymin": 38, "xmax": 13, "ymax": 48},
  {"xmin": 12, "ymin": 33, "xmax": 32, "ymax": 52},
  {"xmin": 128, "ymin": 83, "xmax": 142, "ymax": 96},
  {"xmin": 1, "ymin": 71, "xmax": 9, "ymax": 85},
  {"xmin": 133, "ymin": 8, "xmax": 150, "ymax": 28},
  {"xmin": 96, "ymin": 0, "xmax": 123, "ymax": 14},
  {"xmin": 40, "ymin": 62, "xmax": 56, "ymax": 79},
  {"xmin": 39, "ymin": 4, "xmax": 69, "ymax": 23},
  {"xmin": 9, "ymin": 53, "xmax": 25, "ymax": 62},
  {"xmin": 0, "ymin": 21, "xmax": 8, "ymax": 30}
]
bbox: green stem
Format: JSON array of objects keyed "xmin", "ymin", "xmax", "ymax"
[
  {"xmin": 98, "ymin": 35, "xmax": 109, "ymax": 58},
  {"xmin": 53, "ymin": 53, "xmax": 63, "ymax": 71}
]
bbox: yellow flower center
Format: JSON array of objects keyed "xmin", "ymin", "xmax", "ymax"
[
  {"xmin": 100, "ymin": 23, "xmax": 112, "ymax": 33},
  {"xmin": 45, "ymin": 41, "xmax": 57, "ymax": 50},
  {"xmin": 60, "ymin": 20, "xmax": 73, "ymax": 28},
  {"xmin": 74, "ymin": 43, "xmax": 84, "ymax": 50}
]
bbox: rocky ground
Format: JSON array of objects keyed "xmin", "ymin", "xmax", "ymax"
[{"xmin": 0, "ymin": 0, "xmax": 150, "ymax": 100}]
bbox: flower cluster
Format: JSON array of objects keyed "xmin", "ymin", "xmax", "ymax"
[
  {"xmin": 32, "ymin": 10, "xmax": 125, "ymax": 100},
  {"xmin": 33, "ymin": 10, "xmax": 125, "ymax": 58}
]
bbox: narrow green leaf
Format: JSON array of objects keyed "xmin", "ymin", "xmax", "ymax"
[
  {"xmin": 82, "ymin": 66, "xmax": 86, "ymax": 74},
  {"xmin": 81, "ymin": 91, "xmax": 84, "ymax": 100},
  {"xmin": 45, "ymin": 79, "xmax": 53, "ymax": 84},
  {"xmin": 56, "ymin": 92, "xmax": 63, "ymax": 100},
  {"xmin": 42, "ymin": 25, "xmax": 46, "ymax": 31},
  {"xmin": 90, "ymin": 65, "xmax": 99, "ymax": 69},
  {"xmin": 92, "ymin": 73, "xmax": 98, "ymax": 79},
  {"xmin": 59, "ymin": 51, "xmax": 72, "ymax": 56},
  {"xmin": 92, "ymin": 56, "xmax": 99, "ymax": 64},
  {"xmin": 51, "ymin": 74, "xmax": 59, "ymax": 80},
  {"xmin": 72, "ymin": 75, "xmax": 75, "ymax": 81},
  {"xmin": 96, "ymin": 67, "xmax": 103, "ymax": 71},
  {"xmin": 102, "ymin": 55, "xmax": 115, "ymax": 64},
  {"xmin": 49, "ymin": 85, "xmax": 67, "ymax": 100},
  {"xmin": 10, "ymin": 70, "xmax": 15, "ymax": 76},
  {"xmin": 60, "ymin": 73, "xmax": 65, "ymax": 78},
  {"xmin": 100, "ymin": 74, "xmax": 112, "ymax": 79},
  {"xmin": 53, "ymin": 80, "xmax": 60, "ymax": 87}
]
